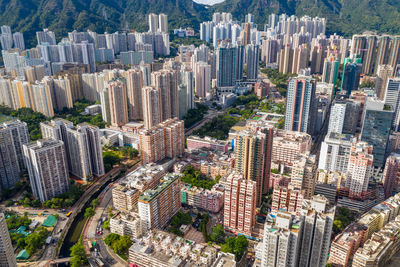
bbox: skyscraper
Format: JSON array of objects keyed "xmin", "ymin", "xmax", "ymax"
[
  {"xmin": 340, "ymin": 56, "xmax": 362, "ymax": 97},
  {"xmin": 195, "ymin": 62, "xmax": 211, "ymax": 98},
  {"xmin": 12, "ymin": 32, "xmax": 25, "ymax": 50},
  {"xmin": 321, "ymin": 56, "xmax": 339, "ymax": 87},
  {"xmin": 0, "ymin": 120, "xmax": 29, "ymax": 190},
  {"xmin": 290, "ymin": 153, "xmax": 317, "ymax": 199},
  {"xmin": 384, "ymin": 78, "xmax": 400, "ymax": 131},
  {"xmin": 297, "ymin": 196, "xmax": 335, "ymax": 267},
  {"xmin": 375, "ymin": 64, "xmax": 394, "ymax": 100},
  {"xmin": 36, "ymin": 29, "xmax": 56, "ymax": 45},
  {"xmin": 158, "ymin": 14, "xmax": 168, "ymax": 33},
  {"xmin": 361, "ymin": 98, "xmax": 394, "ymax": 168},
  {"xmin": 327, "ymin": 97, "xmax": 360, "ymax": 135},
  {"xmin": 0, "ymin": 213, "xmax": 17, "ymax": 266},
  {"xmin": 216, "ymin": 43, "xmax": 238, "ymax": 87},
  {"xmin": 382, "ymin": 153, "xmax": 400, "ymax": 198},
  {"xmin": 235, "ymin": 127, "xmax": 273, "ymax": 206},
  {"xmin": 108, "ymin": 80, "xmax": 129, "ymax": 127},
  {"xmin": 319, "ymin": 132, "xmax": 355, "ymax": 173},
  {"xmin": 126, "ymin": 69, "xmax": 144, "ymax": 121},
  {"xmin": 223, "ymin": 173, "xmax": 257, "ymax": 236},
  {"xmin": 246, "ymin": 44, "xmax": 259, "ymax": 81},
  {"xmin": 23, "ymin": 139, "xmax": 70, "ymax": 202},
  {"xmin": 152, "ymin": 69, "xmax": 178, "ymax": 120},
  {"xmin": 139, "ymin": 118, "xmax": 184, "ymax": 164},
  {"xmin": 260, "ymin": 211, "xmax": 302, "ymax": 267},
  {"xmin": 148, "ymin": 13, "xmax": 159, "ymax": 33},
  {"xmin": 41, "ymin": 120, "xmax": 105, "ymax": 180},
  {"xmin": 284, "ymin": 76, "xmax": 316, "ymax": 134},
  {"xmin": 344, "ymin": 141, "xmax": 374, "ymax": 200},
  {"xmin": 142, "ymin": 86, "xmax": 162, "ymax": 130}
]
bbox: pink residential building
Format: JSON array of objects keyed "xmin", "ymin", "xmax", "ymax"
[
  {"xmin": 223, "ymin": 172, "xmax": 256, "ymax": 236},
  {"xmin": 271, "ymin": 185, "xmax": 304, "ymax": 216},
  {"xmin": 382, "ymin": 153, "xmax": 400, "ymax": 198},
  {"xmin": 187, "ymin": 136, "xmax": 229, "ymax": 153}
]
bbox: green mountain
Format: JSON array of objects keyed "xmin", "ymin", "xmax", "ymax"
[
  {"xmin": 212, "ymin": 0, "xmax": 400, "ymax": 37},
  {"xmin": 0, "ymin": 0, "xmax": 209, "ymax": 47},
  {"xmin": 1, "ymin": 0, "xmax": 400, "ymax": 47}
]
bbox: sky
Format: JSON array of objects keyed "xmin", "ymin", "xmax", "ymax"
[{"xmin": 193, "ymin": 0, "xmax": 225, "ymax": 5}]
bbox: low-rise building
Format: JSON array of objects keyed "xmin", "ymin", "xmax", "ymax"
[
  {"xmin": 181, "ymin": 184, "xmax": 224, "ymax": 213},
  {"xmin": 129, "ymin": 230, "xmax": 217, "ymax": 267},
  {"xmin": 187, "ymin": 136, "xmax": 229, "ymax": 153},
  {"xmin": 110, "ymin": 212, "xmax": 142, "ymax": 239}
]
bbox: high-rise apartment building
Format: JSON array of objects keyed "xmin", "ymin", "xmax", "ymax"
[
  {"xmin": 260, "ymin": 211, "xmax": 302, "ymax": 267},
  {"xmin": 261, "ymin": 39, "xmax": 279, "ymax": 64},
  {"xmin": 384, "ymin": 78, "xmax": 400, "ymax": 131},
  {"xmin": 194, "ymin": 62, "xmax": 211, "ymax": 98},
  {"xmin": 297, "ymin": 196, "xmax": 335, "ymax": 267},
  {"xmin": 139, "ymin": 118, "xmax": 184, "ymax": 164},
  {"xmin": 216, "ymin": 43, "xmax": 240, "ymax": 87},
  {"xmin": 272, "ymin": 129, "xmax": 312, "ymax": 165},
  {"xmin": 375, "ymin": 64, "xmax": 394, "ymax": 100},
  {"xmin": 0, "ymin": 120, "xmax": 29, "ymax": 190},
  {"xmin": 285, "ymin": 76, "xmax": 316, "ymax": 134},
  {"xmin": 107, "ymin": 80, "xmax": 129, "ymax": 127},
  {"xmin": 223, "ymin": 173, "xmax": 257, "ymax": 236},
  {"xmin": 126, "ymin": 69, "xmax": 144, "ymax": 121},
  {"xmin": 361, "ymin": 98, "xmax": 393, "ymax": 168},
  {"xmin": 382, "ymin": 153, "xmax": 400, "ymax": 198},
  {"xmin": 235, "ymin": 127, "xmax": 273, "ymax": 206},
  {"xmin": 344, "ymin": 141, "xmax": 374, "ymax": 200},
  {"xmin": 41, "ymin": 119, "xmax": 104, "ymax": 181},
  {"xmin": 152, "ymin": 69, "xmax": 178, "ymax": 121},
  {"xmin": 328, "ymin": 97, "xmax": 360, "ymax": 135},
  {"xmin": 0, "ymin": 213, "xmax": 17, "ymax": 266},
  {"xmin": 271, "ymin": 185, "xmax": 304, "ymax": 216},
  {"xmin": 158, "ymin": 14, "xmax": 168, "ymax": 33},
  {"xmin": 23, "ymin": 139, "xmax": 70, "ymax": 202},
  {"xmin": 138, "ymin": 174, "xmax": 180, "ymax": 230},
  {"xmin": 246, "ymin": 44, "xmax": 259, "ymax": 81},
  {"xmin": 142, "ymin": 86, "xmax": 162, "ymax": 130},
  {"xmin": 319, "ymin": 132, "xmax": 356, "ymax": 173},
  {"xmin": 36, "ymin": 29, "xmax": 56, "ymax": 45},
  {"xmin": 322, "ymin": 56, "xmax": 339, "ymax": 87},
  {"xmin": 291, "ymin": 153, "xmax": 317, "ymax": 199}
]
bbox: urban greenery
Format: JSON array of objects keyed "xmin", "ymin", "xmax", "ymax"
[
  {"xmin": 0, "ymin": 106, "xmax": 47, "ymax": 141},
  {"xmin": 7, "ymin": 213, "xmax": 49, "ymax": 257},
  {"xmin": 84, "ymin": 207, "xmax": 95, "ymax": 218},
  {"xmin": 181, "ymin": 165, "xmax": 219, "ymax": 190},
  {"xmin": 171, "ymin": 211, "xmax": 193, "ymax": 227},
  {"xmin": 56, "ymin": 100, "xmax": 106, "ymax": 128},
  {"xmin": 193, "ymin": 115, "xmax": 240, "ymax": 140},
  {"xmin": 104, "ymin": 233, "xmax": 132, "ymax": 260},
  {"xmin": 333, "ymin": 207, "xmax": 356, "ymax": 234},
  {"xmin": 41, "ymin": 184, "xmax": 85, "ymax": 209},
  {"xmin": 184, "ymin": 103, "xmax": 209, "ymax": 128},
  {"xmin": 70, "ymin": 240, "xmax": 88, "ymax": 267},
  {"xmin": 103, "ymin": 150, "xmax": 122, "ymax": 173},
  {"xmin": 210, "ymin": 224, "xmax": 225, "ymax": 244},
  {"xmin": 260, "ymin": 68, "xmax": 296, "ymax": 97}
]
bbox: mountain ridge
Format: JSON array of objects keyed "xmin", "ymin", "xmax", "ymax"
[{"xmin": 1, "ymin": 0, "xmax": 400, "ymax": 47}]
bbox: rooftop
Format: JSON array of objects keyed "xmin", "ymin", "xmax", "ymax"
[{"xmin": 139, "ymin": 174, "xmax": 180, "ymax": 203}]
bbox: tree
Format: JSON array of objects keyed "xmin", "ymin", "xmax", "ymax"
[
  {"xmin": 104, "ymin": 233, "xmax": 120, "ymax": 246},
  {"xmin": 70, "ymin": 241, "xmax": 88, "ymax": 267},
  {"xmin": 84, "ymin": 207, "xmax": 95, "ymax": 218},
  {"xmin": 211, "ymin": 225, "xmax": 225, "ymax": 244},
  {"xmin": 234, "ymin": 235, "xmax": 248, "ymax": 261},
  {"xmin": 111, "ymin": 235, "xmax": 132, "ymax": 255},
  {"xmin": 91, "ymin": 198, "xmax": 100, "ymax": 209},
  {"xmin": 103, "ymin": 219, "xmax": 110, "ymax": 230},
  {"xmin": 4, "ymin": 200, "xmax": 13, "ymax": 207}
]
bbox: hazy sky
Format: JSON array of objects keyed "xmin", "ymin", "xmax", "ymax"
[{"xmin": 193, "ymin": 0, "xmax": 225, "ymax": 5}]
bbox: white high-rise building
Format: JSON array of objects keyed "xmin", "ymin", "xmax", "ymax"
[
  {"xmin": 260, "ymin": 211, "xmax": 302, "ymax": 267},
  {"xmin": 384, "ymin": 78, "xmax": 400, "ymax": 131},
  {"xmin": 158, "ymin": 14, "xmax": 168, "ymax": 33},
  {"xmin": 327, "ymin": 102, "xmax": 346, "ymax": 134},
  {"xmin": 0, "ymin": 213, "xmax": 17, "ymax": 266},
  {"xmin": 12, "ymin": 32, "xmax": 25, "ymax": 50},
  {"xmin": 36, "ymin": 29, "xmax": 56, "ymax": 45},
  {"xmin": 319, "ymin": 132, "xmax": 355, "ymax": 173},
  {"xmin": 23, "ymin": 139, "xmax": 70, "ymax": 202},
  {"xmin": 0, "ymin": 120, "xmax": 29, "ymax": 190},
  {"xmin": 195, "ymin": 62, "xmax": 211, "ymax": 99},
  {"xmin": 148, "ymin": 13, "xmax": 159, "ymax": 33}
]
